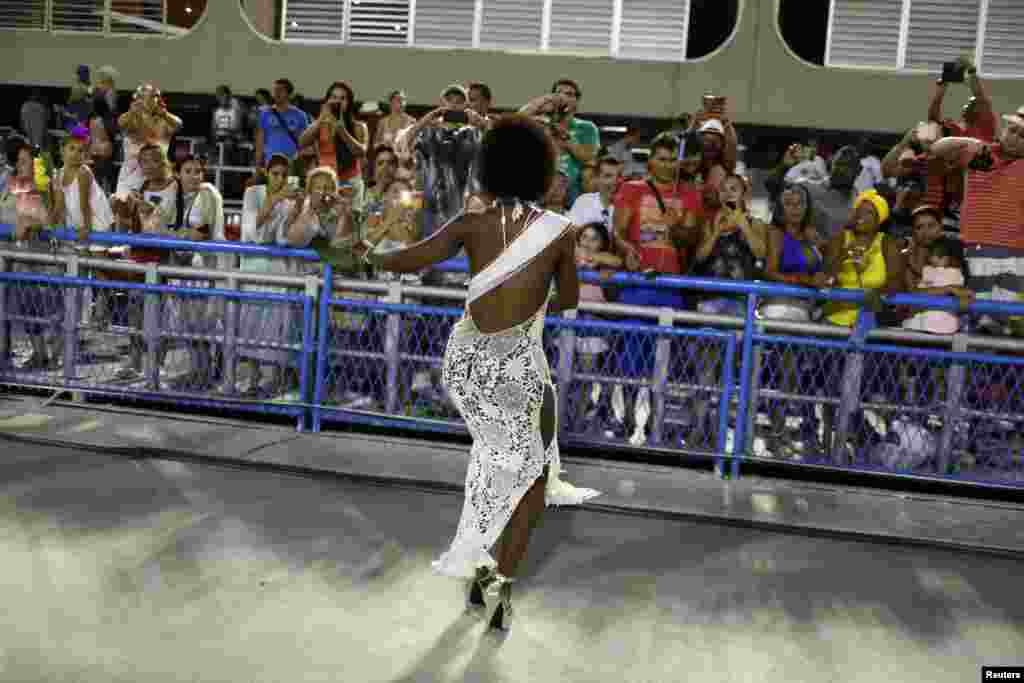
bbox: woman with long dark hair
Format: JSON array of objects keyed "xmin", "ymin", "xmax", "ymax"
[
  {"xmin": 87, "ymin": 95, "xmax": 115, "ymax": 193},
  {"xmin": 355, "ymin": 115, "xmax": 601, "ymax": 631},
  {"xmin": 299, "ymin": 81, "xmax": 368, "ymax": 208}
]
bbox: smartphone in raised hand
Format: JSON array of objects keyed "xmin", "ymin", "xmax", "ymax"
[
  {"xmin": 941, "ymin": 61, "xmax": 966, "ymax": 84},
  {"xmin": 443, "ymin": 109, "xmax": 468, "ymax": 125}
]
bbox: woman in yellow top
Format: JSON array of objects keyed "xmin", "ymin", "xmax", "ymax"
[{"xmin": 823, "ymin": 190, "xmax": 907, "ymax": 327}]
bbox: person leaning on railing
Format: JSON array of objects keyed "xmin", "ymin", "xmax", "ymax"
[
  {"xmin": 609, "ymin": 132, "xmax": 702, "ymax": 446},
  {"xmin": 822, "ymin": 190, "xmax": 909, "ymax": 454},
  {"xmin": 822, "ymin": 190, "xmax": 907, "ymax": 327},
  {"xmin": 51, "ymin": 126, "xmax": 113, "ymax": 241},
  {"xmin": 759, "ymin": 183, "xmax": 829, "ymax": 457},
  {"xmin": 173, "ymin": 154, "xmax": 227, "ymax": 389},
  {"xmin": 103, "ymin": 143, "xmax": 187, "ymax": 381},
  {"xmin": 235, "ymin": 152, "xmax": 304, "ymax": 398},
  {"xmin": 0, "ymin": 138, "xmax": 65, "ymax": 371}
]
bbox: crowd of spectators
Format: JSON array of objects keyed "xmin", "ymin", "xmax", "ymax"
[{"xmin": 1, "ymin": 54, "xmax": 1023, "ymax": 456}]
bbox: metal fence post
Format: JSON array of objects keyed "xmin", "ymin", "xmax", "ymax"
[
  {"xmin": 833, "ymin": 350, "xmax": 864, "ymax": 465},
  {"xmin": 223, "ymin": 275, "xmax": 239, "ymax": 394},
  {"xmin": 143, "ymin": 264, "xmax": 160, "ymax": 388},
  {"xmin": 0, "ymin": 257, "xmax": 9, "ymax": 369},
  {"xmin": 936, "ymin": 333, "xmax": 968, "ymax": 474},
  {"xmin": 556, "ymin": 309, "xmax": 577, "ymax": 440},
  {"xmin": 313, "ymin": 265, "xmax": 333, "ymax": 433},
  {"xmin": 744, "ymin": 321, "xmax": 765, "ymax": 464},
  {"xmin": 384, "ymin": 280, "xmax": 402, "ymax": 415},
  {"xmin": 298, "ymin": 274, "xmax": 319, "ymax": 432},
  {"xmin": 63, "ymin": 254, "xmax": 81, "ymax": 389},
  {"xmin": 649, "ymin": 309, "xmax": 674, "ymax": 446},
  {"xmin": 717, "ymin": 335, "xmax": 737, "ymax": 475},
  {"xmin": 216, "ymin": 142, "xmax": 225, "ymax": 196},
  {"xmin": 731, "ymin": 294, "xmax": 759, "ymax": 477}
]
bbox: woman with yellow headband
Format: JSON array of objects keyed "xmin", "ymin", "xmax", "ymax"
[{"xmin": 823, "ymin": 189, "xmax": 907, "ymax": 327}]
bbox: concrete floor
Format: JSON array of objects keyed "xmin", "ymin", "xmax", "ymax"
[{"xmin": 1, "ymin": 444, "xmax": 1022, "ymax": 683}]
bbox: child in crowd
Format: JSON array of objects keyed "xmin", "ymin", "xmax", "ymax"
[
  {"xmin": 903, "ymin": 237, "xmax": 972, "ymax": 335},
  {"xmin": 573, "ymin": 222, "xmax": 623, "ymax": 423},
  {"xmin": 689, "ymin": 174, "xmax": 766, "ymax": 435},
  {"xmin": 693, "ymin": 173, "xmax": 766, "ymax": 316},
  {"xmin": 900, "ymin": 236, "xmax": 972, "ymax": 405}
]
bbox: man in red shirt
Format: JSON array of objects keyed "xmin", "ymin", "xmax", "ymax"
[
  {"xmin": 922, "ymin": 57, "xmax": 998, "ymax": 232},
  {"xmin": 928, "ymin": 57, "xmax": 998, "ymax": 144},
  {"xmin": 609, "ymin": 132, "xmax": 702, "ymax": 445},
  {"xmin": 932, "ymin": 105, "xmax": 1024, "ymax": 333},
  {"xmin": 614, "ymin": 132, "xmax": 702, "ymax": 279}
]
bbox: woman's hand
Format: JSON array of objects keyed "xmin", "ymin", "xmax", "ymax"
[
  {"xmin": 947, "ymin": 286, "xmax": 976, "ymax": 310},
  {"xmin": 783, "ymin": 144, "xmax": 802, "ymax": 168},
  {"xmin": 319, "ymin": 103, "xmax": 337, "ymax": 124},
  {"xmin": 620, "ymin": 241, "xmax": 641, "ymax": 271},
  {"xmin": 809, "ymin": 272, "xmax": 833, "ymax": 289},
  {"xmin": 466, "ymin": 109, "xmax": 489, "ymax": 129}
]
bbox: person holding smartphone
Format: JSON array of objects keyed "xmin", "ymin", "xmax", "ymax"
[
  {"xmin": 394, "ymin": 84, "xmax": 487, "ymax": 237},
  {"xmin": 299, "ymin": 81, "xmax": 369, "ymax": 210},
  {"xmin": 928, "ymin": 56, "xmax": 997, "ymax": 144},
  {"xmin": 519, "ymin": 79, "xmax": 600, "ymax": 208},
  {"xmin": 170, "ymin": 154, "xmax": 227, "ymax": 388}
]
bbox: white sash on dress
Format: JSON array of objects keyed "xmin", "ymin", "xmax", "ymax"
[{"xmin": 467, "ymin": 208, "xmax": 572, "ymax": 305}]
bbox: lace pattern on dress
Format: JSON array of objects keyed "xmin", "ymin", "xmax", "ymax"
[{"xmin": 432, "ymin": 301, "xmax": 601, "ymax": 579}]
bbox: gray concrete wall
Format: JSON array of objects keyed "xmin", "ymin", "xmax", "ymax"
[{"xmin": 1, "ymin": 0, "xmax": 1022, "ymax": 132}]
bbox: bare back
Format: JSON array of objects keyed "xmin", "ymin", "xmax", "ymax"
[{"xmin": 461, "ymin": 209, "xmax": 573, "ymax": 334}]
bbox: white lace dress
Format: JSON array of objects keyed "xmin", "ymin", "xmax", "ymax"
[{"xmin": 432, "ymin": 297, "xmax": 602, "ymax": 579}]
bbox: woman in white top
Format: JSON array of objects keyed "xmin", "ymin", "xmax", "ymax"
[
  {"xmin": 2, "ymin": 139, "xmax": 64, "ymax": 371},
  {"xmin": 175, "ymin": 155, "xmax": 227, "ymax": 388},
  {"xmin": 116, "ymin": 83, "xmax": 182, "ymax": 196},
  {"xmin": 52, "ymin": 127, "xmax": 113, "ymax": 237},
  {"xmin": 236, "ymin": 153, "xmax": 303, "ymax": 397}
]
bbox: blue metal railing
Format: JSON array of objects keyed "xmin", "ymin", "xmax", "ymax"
[{"xmin": 3, "ymin": 224, "xmax": 1024, "ymax": 489}]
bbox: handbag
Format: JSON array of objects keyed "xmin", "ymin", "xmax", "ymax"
[{"xmin": 270, "ymin": 108, "xmax": 310, "ymax": 183}]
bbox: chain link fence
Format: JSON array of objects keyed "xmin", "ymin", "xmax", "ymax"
[{"xmin": 3, "ymin": 232, "xmax": 1024, "ymax": 489}]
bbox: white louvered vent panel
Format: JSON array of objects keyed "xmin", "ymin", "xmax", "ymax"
[
  {"xmin": 110, "ymin": 0, "xmax": 166, "ymax": 35},
  {"xmin": 982, "ymin": 0, "xmax": 1024, "ymax": 78},
  {"xmin": 479, "ymin": 0, "xmax": 543, "ymax": 50},
  {"xmin": 283, "ymin": 0, "xmax": 345, "ymax": 41},
  {"xmin": 0, "ymin": 1, "xmax": 46, "ymax": 29},
  {"xmin": 412, "ymin": 0, "xmax": 474, "ymax": 47},
  {"xmin": 548, "ymin": 0, "xmax": 614, "ymax": 56},
  {"xmin": 52, "ymin": 0, "xmax": 104, "ymax": 32},
  {"xmin": 826, "ymin": 0, "xmax": 902, "ymax": 68},
  {"xmin": 904, "ymin": 0, "xmax": 981, "ymax": 72},
  {"xmin": 347, "ymin": 0, "xmax": 410, "ymax": 45},
  {"xmin": 618, "ymin": 0, "xmax": 688, "ymax": 62}
]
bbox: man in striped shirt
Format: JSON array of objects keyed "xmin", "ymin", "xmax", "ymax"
[{"xmin": 932, "ymin": 106, "xmax": 1024, "ymax": 332}]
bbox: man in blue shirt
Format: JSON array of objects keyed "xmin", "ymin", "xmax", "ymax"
[{"xmin": 254, "ymin": 78, "xmax": 311, "ymax": 167}]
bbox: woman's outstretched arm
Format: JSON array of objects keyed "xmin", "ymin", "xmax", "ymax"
[{"xmin": 362, "ymin": 213, "xmax": 466, "ymax": 273}]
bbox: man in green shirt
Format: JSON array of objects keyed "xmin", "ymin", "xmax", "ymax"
[{"xmin": 520, "ymin": 78, "xmax": 600, "ymax": 206}]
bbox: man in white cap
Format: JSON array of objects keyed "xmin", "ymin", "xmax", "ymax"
[
  {"xmin": 932, "ymin": 105, "xmax": 1024, "ymax": 333},
  {"xmin": 696, "ymin": 117, "xmax": 738, "ymax": 209},
  {"xmin": 94, "ymin": 65, "xmax": 119, "ymax": 114}
]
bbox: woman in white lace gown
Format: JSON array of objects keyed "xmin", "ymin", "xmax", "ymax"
[{"xmin": 357, "ymin": 115, "xmax": 601, "ymax": 631}]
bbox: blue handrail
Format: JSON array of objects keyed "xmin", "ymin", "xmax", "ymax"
[{"xmin": 5, "ymin": 222, "xmax": 1024, "ymax": 317}]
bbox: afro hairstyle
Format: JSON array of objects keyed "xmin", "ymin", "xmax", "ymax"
[{"xmin": 478, "ymin": 114, "xmax": 558, "ymax": 202}]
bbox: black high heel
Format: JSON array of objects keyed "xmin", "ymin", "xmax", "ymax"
[
  {"xmin": 468, "ymin": 566, "xmax": 495, "ymax": 608},
  {"xmin": 488, "ymin": 580, "xmax": 513, "ymax": 631}
]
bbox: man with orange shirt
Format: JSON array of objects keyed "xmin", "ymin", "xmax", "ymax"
[
  {"xmin": 614, "ymin": 132, "xmax": 703, "ymax": 282},
  {"xmin": 608, "ymin": 132, "xmax": 702, "ymax": 445},
  {"xmin": 932, "ymin": 106, "xmax": 1024, "ymax": 333},
  {"xmin": 922, "ymin": 58, "xmax": 998, "ymax": 233}
]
